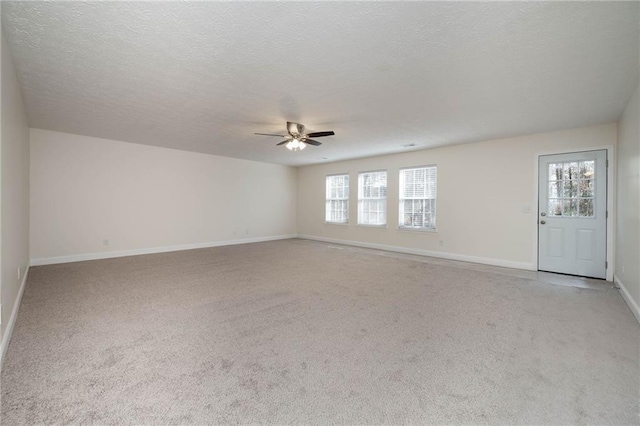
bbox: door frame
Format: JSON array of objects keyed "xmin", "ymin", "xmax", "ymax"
[{"xmin": 533, "ymin": 145, "xmax": 615, "ymax": 281}]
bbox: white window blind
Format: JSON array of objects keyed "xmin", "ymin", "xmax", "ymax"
[
  {"xmin": 399, "ymin": 166, "xmax": 437, "ymax": 229},
  {"xmin": 326, "ymin": 174, "xmax": 349, "ymax": 223},
  {"xmin": 358, "ymin": 171, "xmax": 387, "ymax": 226}
]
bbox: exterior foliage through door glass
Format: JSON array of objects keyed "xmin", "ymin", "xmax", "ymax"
[{"xmin": 548, "ymin": 161, "xmax": 595, "ymax": 217}]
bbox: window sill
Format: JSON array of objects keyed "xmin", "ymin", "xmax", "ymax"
[
  {"xmin": 397, "ymin": 227, "xmax": 438, "ymax": 233},
  {"xmin": 356, "ymin": 224, "xmax": 387, "ymax": 229},
  {"xmin": 324, "ymin": 221, "xmax": 349, "ymax": 226}
]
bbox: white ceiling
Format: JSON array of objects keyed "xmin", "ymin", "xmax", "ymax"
[{"xmin": 2, "ymin": 2, "xmax": 638, "ymax": 167}]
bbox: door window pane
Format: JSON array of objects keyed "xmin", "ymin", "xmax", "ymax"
[
  {"xmin": 563, "ymin": 199, "xmax": 578, "ymax": 217},
  {"xmin": 548, "ymin": 182, "xmax": 562, "ymax": 199},
  {"xmin": 579, "ymin": 180, "xmax": 593, "ymax": 197},
  {"xmin": 563, "ymin": 181, "xmax": 578, "ymax": 198},
  {"xmin": 579, "ymin": 199, "xmax": 594, "ymax": 217},
  {"xmin": 579, "ymin": 161, "xmax": 595, "ymax": 179},
  {"xmin": 549, "ymin": 199, "xmax": 562, "ymax": 216},
  {"xmin": 548, "ymin": 163, "xmax": 563, "ymax": 181},
  {"xmin": 563, "ymin": 162, "xmax": 579, "ymax": 180},
  {"xmin": 547, "ymin": 160, "xmax": 596, "ymax": 218}
]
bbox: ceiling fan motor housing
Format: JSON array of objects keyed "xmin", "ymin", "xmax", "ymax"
[{"xmin": 287, "ymin": 122, "xmax": 305, "ymax": 137}]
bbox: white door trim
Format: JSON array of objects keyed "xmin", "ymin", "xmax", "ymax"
[{"xmin": 533, "ymin": 145, "xmax": 615, "ymax": 281}]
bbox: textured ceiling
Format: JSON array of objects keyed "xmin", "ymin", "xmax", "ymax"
[{"xmin": 2, "ymin": 2, "xmax": 639, "ymax": 166}]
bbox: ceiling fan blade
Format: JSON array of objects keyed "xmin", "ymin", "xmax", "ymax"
[
  {"xmin": 303, "ymin": 139, "xmax": 322, "ymax": 146},
  {"xmin": 255, "ymin": 133, "xmax": 286, "ymax": 137},
  {"xmin": 276, "ymin": 140, "xmax": 289, "ymax": 146},
  {"xmin": 306, "ymin": 131, "xmax": 335, "ymax": 138}
]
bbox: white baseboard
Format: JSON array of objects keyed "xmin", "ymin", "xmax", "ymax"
[
  {"xmin": 30, "ymin": 234, "xmax": 298, "ymax": 266},
  {"xmin": 614, "ymin": 275, "xmax": 640, "ymax": 324},
  {"xmin": 1, "ymin": 266, "xmax": 29, "ymax": 369},
  {"xmin": 297, "ymin": 234, "xmax": 536, "ymax": 271}
]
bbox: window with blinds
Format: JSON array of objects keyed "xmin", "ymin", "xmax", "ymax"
[
  {"xmin": 358, "ymin": 171, "xmax": 387, "ymax": 226},
  {"xmin": 325, "ymin": 174, "xmax": 349, "ymax": 223},
  {"xmin": 399, "ymin": 166, "xmax": 437, "ymax": 229}
]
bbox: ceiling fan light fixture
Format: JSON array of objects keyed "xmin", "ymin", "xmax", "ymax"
[{"xmin": 286, "ymin": 138, "xmax": 306, "ymax": 151}]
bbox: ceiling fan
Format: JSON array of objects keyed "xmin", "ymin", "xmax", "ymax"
[{"xmin": 255, "ymin": 122, "xmax": 335, "ymax": 151}]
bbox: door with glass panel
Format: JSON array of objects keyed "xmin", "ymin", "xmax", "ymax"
[{"xmin": 538, "ymin": 150, "xmax": 607, "ymax": 279}]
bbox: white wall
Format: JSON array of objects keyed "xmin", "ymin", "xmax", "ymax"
[
  {"xmin": 298, "ymin": 123, "xmax": 616, "ymax": 270},
  {"xmin": 30, "ymin": 129, "xmax": 297, "ymax": 263},
  {"xmin": 1, "ymin": 30, "xmax": 30, "ymax": 347},
  {"xmin": 615, "ymin": 83, "xmax": 640, "ymax": 319}
]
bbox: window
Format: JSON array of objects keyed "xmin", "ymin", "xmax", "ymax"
[
  {"xmin": 326, "ymin": 174, "xmax": 349, "ymax": 223},
  {"xmin": 358, "ymin": 171, "xmax": 387, "ymax": 226},
  {"xmin": 399, "ymin": 166, "xmax": 437, "ymax": 229},
  {"xmin": 547, "ymin": 161, "xmax": 595, "ymax": 217}
]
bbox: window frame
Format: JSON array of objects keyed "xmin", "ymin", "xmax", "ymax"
[
  {"xmin": 357, "ymin": 169, "xmax": 388, "ymax": 227},
  {"xmin": 398, "ymin": 165, "xmax": 437, "ymax": 231},
  {"xmin": 325, "ymin": 173, "xmax": 350, "ymax": 224}
]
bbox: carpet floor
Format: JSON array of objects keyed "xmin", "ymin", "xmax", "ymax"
[{"xmin": 2, "ymin": 239, "xmax": 639, "ymax": 424}]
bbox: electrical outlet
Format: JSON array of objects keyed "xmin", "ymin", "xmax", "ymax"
[
  {"xmin": 17, "ymin": 267, "xmax": 21, "ymax": 281},
  {"xmin": 439, "ymin": 240, "xmax": 444, "ymax": 246},
  {"xmin": 103, "ymin": 239, "xmax": 109, "ymax": 246}
]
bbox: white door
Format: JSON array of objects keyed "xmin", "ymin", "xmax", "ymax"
[{"xmin": 538, "ymin": 150, "xmax": 607, "ymax": 279}]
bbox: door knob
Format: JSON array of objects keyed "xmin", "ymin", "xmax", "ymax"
[
  {"xmin": 540, "ymin": 220, "xmax": 546, "ymax": 225},
  {"xmin": 540, "ymin": 212, "xmax": 547, "ymax": 217}
]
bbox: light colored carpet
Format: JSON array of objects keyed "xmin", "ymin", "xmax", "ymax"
[{"xmin": 2, "ymin": 239, "xmax": 639, "ymax": 424}]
